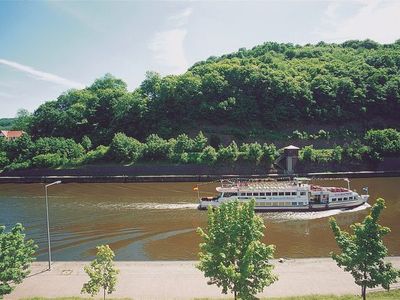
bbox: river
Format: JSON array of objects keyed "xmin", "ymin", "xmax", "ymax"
[{"xmin": 1, "ymin": 177, "xmax": 399, "ymax": 260}]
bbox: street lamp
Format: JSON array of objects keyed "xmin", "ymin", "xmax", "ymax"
[{"xmin": 44, "ymin": 180, "xmax": 61, "ymax": 270}]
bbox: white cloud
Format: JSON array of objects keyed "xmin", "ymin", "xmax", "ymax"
[
  {"xmin": 317, "ymin": 0, "xmax": 400, "ymax": 43},
  {"xmin": 0, "ymin": 59, "xmax": 85, "ymax": 89},
  {"xmin": 148, "ymin": 7, "xmax": 193, "ymax": 75},
  {"xmin": 168, "ymin": 7, "xmax": 193, "ymax": 27},
  {"xmin": 149, "ymin": 29, "xmax": 189, "ymax": 74}
]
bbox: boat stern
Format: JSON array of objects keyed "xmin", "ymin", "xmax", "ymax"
[
  {"xmin": 198, "ymin": 196, "xmax": 219, "ymax": 210},
  {"xmin": 361, "ymin": 194, "xmax": 369, "ymax": 204}
]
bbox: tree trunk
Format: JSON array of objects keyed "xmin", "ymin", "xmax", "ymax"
[
  {"xmin": 234, "ymin": 290, "xmax": 237, "ymax": 300},
  {"xmin": 362, "ymin": 285, "xmax": 366, "ymax": 300},
  {"xmin": 103, "ymin": 287, "xmax": 106, "ymax": 300}
]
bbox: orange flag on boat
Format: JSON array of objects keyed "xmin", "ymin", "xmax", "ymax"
[{"xmin": 193, "ymin": 186, "xmax": 199, "ymax": 191}]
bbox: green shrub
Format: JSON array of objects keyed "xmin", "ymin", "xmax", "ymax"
[
  {"xmin": 300, "ymin": 145, "xmax": 315, "ymax": 161},
  {"xmin": 199, "ymin": 146, "xmax": 217, "ymax": 165},
  {"xmin": 81, "ymin": 135, "xmax": 92, "ymax": 151},
  {"xmin": 262, "ymin": 143, "xmax": 279, "ymax": 163},
  {"xmin": 332, "ymin": 146, "xmax": 343, "ymax": 162},
  {"xmin": 4, "ymin": 160, "xmax": 32, "ymax": 171},
  {"xmin": 217, "ymin": 141, "xmax": 239, "ymax": 162},
  {"xmin": 32, "ymin": 153, "xmax": 65, "ymax": 168},
  {"xmin": 178, "ymin": 152, "xmax": 189, "ymax": 163},
  {"xmin": 143, "ymin": 134, "xmax": 170, "ymax": 161},
  {"xmin": 364, "ymin": 128, "xmax": 400, "ymax": 156},
  {"xmin": 173, "ymin": 134, "xmax": 194, "ymax": 154},
  {"xmin": 0, "ymin": 151, "xmax": 9, "ymax": 168},
  {"xmin": 343, "ymin": 139, "xmax": 369, "ymax": 161},
  {"xmin": 84, "ymin": 145, "xmax": 110, "ymax": 164},
  {"xmin": 247, "ymin": 142, "xmax": 264, "ymax": 163},
  {"xmin": 34, "ymin": 137, "xmax": 85, "ymax": 160},
  {"xmin": 109, "ymin": 132, "xmax": 144, "ymax": 162},
  {"xmin": 187, "ymin": 152, "xmax": 201, "ymax": 164},
  {"xmin": 192, "ymin": 131, "xmax": 208, "ymax": 152}
]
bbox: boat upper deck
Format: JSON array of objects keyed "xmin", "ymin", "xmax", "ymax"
[{"xmin": 218, "ymin": 179, "xmax": 306, "ymax": 192}]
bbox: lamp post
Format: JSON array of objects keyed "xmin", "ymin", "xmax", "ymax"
[{"xmin": 45, "ymin": 180, "xmax": 61, "ymax": 270}]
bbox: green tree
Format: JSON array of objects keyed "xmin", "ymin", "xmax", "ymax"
[
  {"xmin": 109, "ymin": 132, "xmax": 144, "ymax": 163},
  {"xmin": 143, "ymin": 134, "xmax": 170, "ymax": 161},
  {"xmin": 217, "ymin": 141, "xmax": 239, "ymax": 163},
  {"xmin": 329, "ymin": 198, "xmax": 400, "ymax": 300},
  {"xmin": 81, "ymin": 245, "xmax": 119, "ymax": 300},
  {"xmin": 0, "ymin": 152, "xmax": 9, "ymax": 169},
  {"xmin": 12, "ymin": 108, "xmax": 33, "ymax": 132},
  {"xmin": 197, "ymin": 200, "xmax": 277, "ymax": 299},
  {"xmin": 0, "ymin": 223, "xmax": 37, "ymax": 298},
  {"xmin": 246, "ymin": 142, "xmax": 264, "ymax": 164},
  {"xmin": 193, "ymin": 131, "xmax": 208, "ymax": 152},
  {"xmin": 199, "ymin": 146, "xmax": 217, "ymax": 165},
  {"xmin": 81, "ymin": 135, "xmax": 92, "ymax": 151}
]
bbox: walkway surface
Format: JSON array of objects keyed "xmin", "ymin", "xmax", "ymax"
[{"xmin": 7, "ymin": 257, "xmax": 400, "ymax": 300}]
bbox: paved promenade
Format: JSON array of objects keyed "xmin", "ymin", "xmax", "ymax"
[{"xmin": 7, "ymin": 257, "xmax": 400, "ymax": 300}]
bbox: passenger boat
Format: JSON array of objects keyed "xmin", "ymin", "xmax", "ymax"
[{"xmin": 197, "ymin": 178, "xmax": 369, "ymax": 211}]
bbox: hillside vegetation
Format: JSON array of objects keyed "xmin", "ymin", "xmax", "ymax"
[
  {"xmin": 1, "ymin": 39, "xmax": 400, "ymax": 171},
  {"xmin": 0, "ymin": 118, "xmax": 16, "ymax": 130},
  {"xmin": 22, "ymin": 39, "xmax": 400, "ymax": 145}
]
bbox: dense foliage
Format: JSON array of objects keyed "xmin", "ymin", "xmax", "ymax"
[
  {"xmin": 0, "ymin": 223, "xmax": 37, "ymax": 298},
  {"xmin": 329, "ymin": 198, "xmax": 400, "ymax": 300},
  {"xmin": 197, "ymin": 199, "xmax": 277, "ymax": 299},
  {"xmin": 2, "ymin": 39, "xmax": 400, "ymax": 170},
  {"xmin": 0, "ymin": 128, "xmax": 399, "ymax": 170},
  {"xmin": 0, "ymin": 118, "xmax": 15, "ymax": 130},
  {"xmin": 12, "ymin": 39, "xmax": 399, "ymax": 145},
  {"xmin": 0, "ymin": 130, "xmax": 280, "ymax": 170}
]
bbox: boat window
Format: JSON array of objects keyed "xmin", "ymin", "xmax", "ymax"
[
  {"xmin": 292, "ymin": 202, "xmax": 298, "ymax": 206},
  {"xmin": 300, "ymin": 192, "xmax": 306, "ymax": 196},
  {"xmin": 253, "ymin": 192, "xmax": 259, "ymax": 196},
  {"xmin": 292, "ymin": 192, "xmax": 297, "ymax": 196},
  {"xmin": 285, "ymin": 192, "xmax": 291, "ymax": 196},
  {"xmin": 260, "ymin": 192, "xmax": 265, "ymax": 196},
  {"xmin": 332, "ymin": 198, "xmax": 337, "ymax": 202},
  {"xmin": 272, "ymin": 192, "xmax": 278, "ymax": 196},
  {"xmin": 349, "ymin": 196, "xmax": 353, "ymax": 200},
  {"xmin": 344, "ymin": 197, "xmax": 348, "ymax": 201},
  {"xmin": 246, "ymin": 193, "xmax": 252, "ymax": 196},
  {"xmin": 224, "ymin": 192, "xmax": 238, "ymax": 197},
  {"xmin": 240, "ymin": 193, "xmax": 245, "ymax": 196},
  {"xmin": 266, "ymin": 192, "xmax": 272, "ymax": 196},
  {"xmin": 279, "ymin": 192, "xmax": 284, "ymax": 196},
  {"xmin": 338, "ymin": 198, "xmax": 342, "ymax": 201}
]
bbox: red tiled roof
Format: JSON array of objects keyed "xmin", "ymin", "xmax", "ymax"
[{"xmin": 0, "ymin": 130, "xmax": 25, "ymax": 138}]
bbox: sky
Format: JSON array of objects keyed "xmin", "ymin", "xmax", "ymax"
[{"xmin": 0, "ymin": 0, "xmax": 399, "ymax": 118}]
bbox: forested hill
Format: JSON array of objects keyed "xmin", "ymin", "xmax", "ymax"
[{"xmin": 26, "ymin": 39, "xmax": 400, "ymax": 145}]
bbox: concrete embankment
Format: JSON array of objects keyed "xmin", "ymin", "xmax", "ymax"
[
  {"xmin": 0, "ymin": 170, "xmax": 399, "ymax": 184},
  {"xmin": 1, "ymin": 160, "xmax": 400, "ymax": 183},
  {"xmin": 7, "ymin": 257, "xmax": 400, "ymax": 299}
]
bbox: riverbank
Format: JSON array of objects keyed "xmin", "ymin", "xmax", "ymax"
[
  {"xmin": 0, "ymin": 164, "xmax": 400, "ymax": 183},
  {"xmin": 0, "ymin": 170, "xmax": 399, "ymax": 184},
  {"xmin": 6, "ymin": 258, "xmax": 400, "ymax": 299}
]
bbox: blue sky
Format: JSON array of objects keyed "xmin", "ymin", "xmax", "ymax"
[{"xmin": 0, "ymin": 0, "xmax": 399, "ymax": 117}]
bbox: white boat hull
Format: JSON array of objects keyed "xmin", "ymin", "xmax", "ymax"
[{"xmin": 198, "ymin": 195, "xmax": 369, "ymax": 212}]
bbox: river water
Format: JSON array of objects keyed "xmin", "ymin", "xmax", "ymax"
[{"xmin": 0, "ymin": 177, "xmax": 399, "ymax": 261}]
